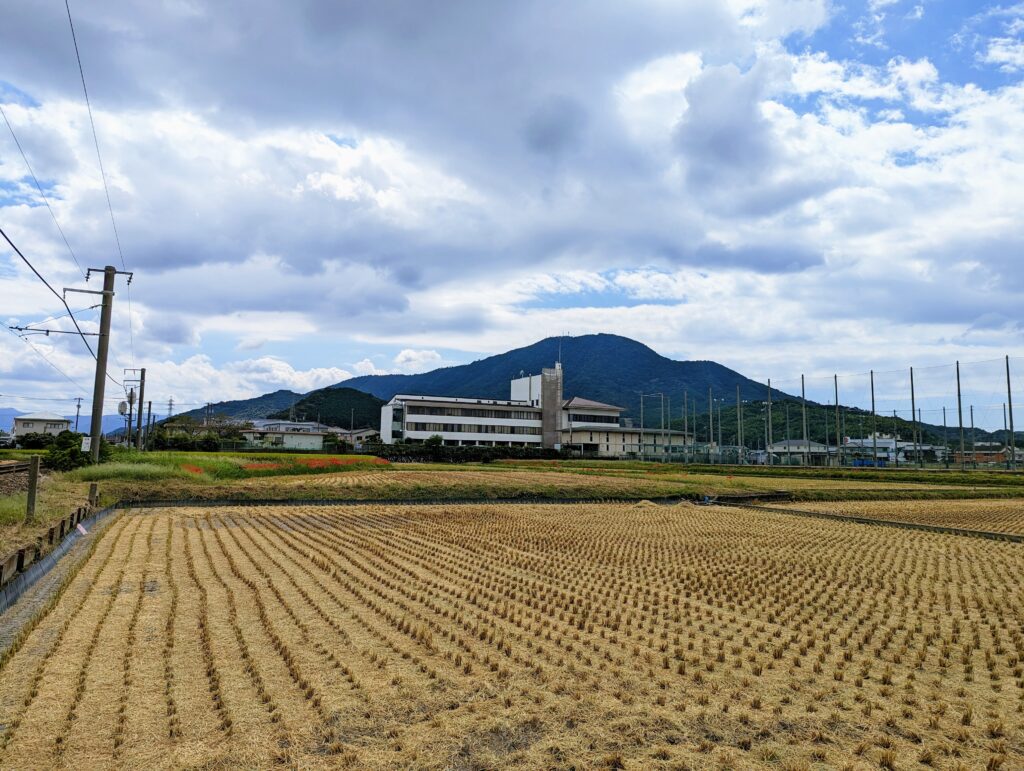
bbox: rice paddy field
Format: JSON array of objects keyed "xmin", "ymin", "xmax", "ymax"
[
  {"xmin": 775, "ymin": 498, "xmax": 1024, "ymax": 536},
  {"xmin": 0, "ymin": 502, "xmax": 1020, "ymax": 769}
]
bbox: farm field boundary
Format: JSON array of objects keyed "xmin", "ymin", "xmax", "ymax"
[{"xmin": 728, "ymin": 501, "xmax": 1024, "ymax": 543}]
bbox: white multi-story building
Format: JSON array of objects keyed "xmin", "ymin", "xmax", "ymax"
[{"xmin": 380, "ymin": 363, "xmax": 689, "ymax": 457}]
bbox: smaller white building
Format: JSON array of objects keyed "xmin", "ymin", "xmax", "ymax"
[
  {"xmin": 12, "ymin": 412, "xmax": 71, "ymax": 439},
  {"xmin": 240, "ymin": 429, "xmax": 326, "ymax": 451}
]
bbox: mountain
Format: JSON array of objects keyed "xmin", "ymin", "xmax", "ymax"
[
  {"xmin": 336, "ymin": 334, "xmax": 791, "ymax": 427},
  {"xmin": 267, "ymin": 387, "xmax": 384, "ymax": 429},
  {"xmin": 174, "ymin": 389, "xmax": 303, "ymax": 422}
]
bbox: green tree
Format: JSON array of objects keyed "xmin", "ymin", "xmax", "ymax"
[{"xmin": 45, "ymin": 430, "xmax": 90, "ymax": 471}]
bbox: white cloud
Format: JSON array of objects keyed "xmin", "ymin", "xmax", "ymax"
[
  {"xmin": 393, "ymin": 348, "xmax": 443, "ymax": 373},
  {"xmin": 982, "ymin": 37, "xmax": 1024, "ymax": 71},
  {"xmin": 149, "ymin": 355, "xmax": 353, "ymax": 404}
]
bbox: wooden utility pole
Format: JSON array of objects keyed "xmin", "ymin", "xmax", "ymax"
[{"xmin": 767, "ymin": 379, "xmax": 773, "ymax": 465}]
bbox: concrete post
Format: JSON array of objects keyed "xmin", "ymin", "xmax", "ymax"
[{"xmin": 25, "ymin": 454, "xmax": 40, "ymax": 524}]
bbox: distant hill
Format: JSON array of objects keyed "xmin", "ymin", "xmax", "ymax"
[
  {"xmin": 267, "ymin": 387, "xmax": 384, "ymax": 429},
  {"xmin": 175, "ymin": 389, "xmax": 303, "ymax": 422},
  {"xmin": 336, "ymin": 333, "xmax": 790, "ymax": 426}
]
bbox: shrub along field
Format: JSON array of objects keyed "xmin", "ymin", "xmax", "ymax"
[{"xmin": 0, "ymin": 503, "xmax": 1019, "ymax": 768}]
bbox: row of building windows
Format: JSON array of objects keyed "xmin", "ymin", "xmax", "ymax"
[
  {"xmin": 568, "ymin": 413, "xmax": 619, "ymax": 424},
  {"xmin": 407, "ymin": 422, "xmax": 542, "ymax": 435},
  {"xmin": 406, "ymin": 405, "xmax": 540, "ymax": 420}
]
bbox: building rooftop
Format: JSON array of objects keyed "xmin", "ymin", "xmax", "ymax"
[
  {"xmin": 14, "ymin": 412, "xmax": 70, "ymax": 422},
  {"xmin": 391, "ymin": 394, "xmax": 539, "ymax": 409},
  {"xmin": 563, "ymin": 396, "xmax": 623, "ymax": 411},
  {"xmin": 769, "ymin": 439, "xmax": 831, "ymax": 451}
]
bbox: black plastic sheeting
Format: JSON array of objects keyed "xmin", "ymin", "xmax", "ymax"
[{"xmin": 0, "ymin": 505, "xmax": 119, "ymax": 616}]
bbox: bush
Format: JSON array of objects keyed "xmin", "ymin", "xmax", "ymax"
[
  {"xmin": 18, "ymin": 432, "xmax": 55, "ymax": 450},
  {"xmin": 45, "ymin": 431, "xmax": 90, "ymax": 471},
  {"xmin": 373, "ymin": 444, "xmax": 565, "ymax": 464}
]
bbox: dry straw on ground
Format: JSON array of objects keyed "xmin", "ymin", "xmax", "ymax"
[
  {"xmin": 0, "ymin": 502, "xmax": 1020, "ymax": 768},
  {"xmin": 776, "ymin": 498, "xmax": 1024, "ymax": 535}
]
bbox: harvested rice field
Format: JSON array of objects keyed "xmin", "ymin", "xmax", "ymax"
[
  {"xmin": 775, "ymin": 498, "xmax": 1024, "ymax": 535},
  {"xmin": 0, "ymin": 502, "xmax": 1021, "ymax": 769},
  {"xmin": 271, "ymin": 468, "xmax": 694, "ymax": 497}
]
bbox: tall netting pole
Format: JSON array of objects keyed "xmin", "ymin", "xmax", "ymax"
[{"xmin": 1007, "ymin": 356, "xmax": 1016, "ymax": 471}]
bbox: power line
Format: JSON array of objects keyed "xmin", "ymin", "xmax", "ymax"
[
  {"xmin": 0, "ymin": 103, "xmax": 85, "ymax": 279},
  {"xmin": 4, "ymin": 326, "xmax": 88, "ymax": 395},
  {"xmin": 0, "ymin": 228, "xmax": 124, "ymax": 391},
  {"xmin": 64, "ymin": 0, "xmax": 135, "ymax": 365},
  {"xmin": 0, "ymin": 225, "xmax": 97, "ymax": 359}
]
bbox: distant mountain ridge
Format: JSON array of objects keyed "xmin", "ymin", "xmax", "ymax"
[
  {"xmin": 267, "ymin": 387, "xmax": 384, "ymax": 429},
  {"xmin": 175, "ymin": 389, "xmax": 303, "ymax": 422},
  {"xmin": 337, "ymin": 334, "xmax": 790, "ymax": 426}
]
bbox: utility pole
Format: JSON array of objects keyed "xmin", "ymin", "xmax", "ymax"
[
  {"xmin": 74, "ymin": 397, "xmax": 82, "ymax": 433},
  {"xmin": 87, "ymin": 266, "xmax": 117, "ymax": 463},
  {"xmin": 135, "ymin": 368, "xmax": 146, "ymax": 450},
  {"xmin": 145, "ymin": 400, "xmax": 152, "ymax": 451},
  {"xmin": 766, "ymin": 380, "xmax": 773, "ymax": 465},
  {"xmin": 956, "ymin": 361, "xmax": 965, "ymax": 471}
]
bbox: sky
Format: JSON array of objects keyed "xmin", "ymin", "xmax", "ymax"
[{"xmin": 1, "ymin": 0, "xmax": 1024, "ymax": 425}]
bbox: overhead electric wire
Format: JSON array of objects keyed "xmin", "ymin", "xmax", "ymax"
[
  {"xmin": 0, "ymin": 103, "xmax": 85, "ymax": 279},
  {"xmin": 0, "ymin": 227, "xmax": 123, "ymax": 390},
  {"xmin": 64, "ymin": 0, "xmax": 136, "ymax": 365},
  {"xmin": 0, "ymin": 225, "xmax": 96, "ymax": 358},
  {"xmin": 4, "ymin": 326, "xmax": 88, "ymax": 395}
]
